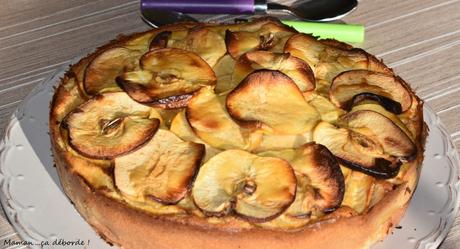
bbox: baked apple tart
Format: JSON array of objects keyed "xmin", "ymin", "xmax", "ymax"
[{"xmin": 50, "ymin": 17, "xmax": 426, "ymax": 249}]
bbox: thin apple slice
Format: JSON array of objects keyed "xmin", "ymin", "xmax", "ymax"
[
  {"xmin": 284, "ymin": 34, "xmax": 392, "ymax": 84},
  {"xmin": 186, "ymin": 87, "xmax": 256, "ymax": 150},
  {"xmin": 150, "ymin": 27, "xmax": 227, "ymax": 67},
  {"xmin": 348, "ymin": 93, "xmax": 404, "ymax": 114},
  {"xmin": 226, "ymin": 70, "xmax": 320, "ymax": 134},
  {"xmin": 192, "ymin": 149, "xmax": 296, "ymax": 222},
  {"xmin": 342, "ymin": 170, "xmax": 375, "ymax": 213},
  {"xmin": 226, "ymin": 20, "xmax": 296, "ymax": 59},
  {"xmin": 114, "ymin": 129, "xmax": 204, "ymax": 204},
  {"xmin": 170, "ymin": 110, "xmax": 221, "ymax": 162},
  {"xmin": 341, "ymin": 110, "xmax": 417, "ymax": 160},
  {"xmin": 117, "ymin": 48, "xmax": 216, "ymax": 108},
  {"xmin": 330, "ymin": 70, "xmax": 412, "ymax": 113},
  {"xmin": 66, "ymin": 92, "xmax": 160, "ymax": 159},
  {"xmin": 213, "ymin": 54, "xmax": 237, "ymax": 93},
  {"xmin": 307, "ymin": 93, "xmax": 345, "ymax": 123},
  {"xmin": 181, "ymin": 27, "xmax": 227, "ymax": 67},
  {"xmin": 313, "ymin": 121, "xmax": 401, "ymax": 178},
  {"xmin": 83, "ymin": 47, "xmax": 142, "ymax": 95},
  {"xmin": 232, "ymin": 51, "xmax": 315, "ymax": 92},
  {"xmin": 252, "ymin": 132, "xmax": 311, "ymax": 153},
  {"xmin": 350, "ymin": 101, "xmax": 414, "ymax": 140},
  {"xmin": 260, "ymin": 143, "xmax": 344, "ymax": 218},
  {"xmin": 148, "ymin": 23, "xmax": 200, "ymax": 50}
]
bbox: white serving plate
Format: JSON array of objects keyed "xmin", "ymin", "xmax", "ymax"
[{"xmin": 0, "ymin": 65, "xmax": 459, "ymax": 249}]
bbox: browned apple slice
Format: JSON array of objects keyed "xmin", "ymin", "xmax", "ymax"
[
  {"xmin": 313, "ymin": 121, "xmax": 401, "ymax": 178},
  {"xmin": 350, "ymin": 101, "xmax": 413, "ymax": 139},
  {"xmin": 232, "ymin": 51, "xmax": 315, "ymax": 92},
  {"xmin": 192, "ymin": 150, "xmax": 296, "ymax": 222},
  {"xmin": 181, "ymin": 27, "xmax": 227, "ymax": 67},
  {"xmin": 170, "ymin": 110, "xmax": 221, "ymax": 162},
  {"xmin": 65, "ymin": 92, "xmax": 160, "ymax": 159},
  {"xmin": 114, "ymin": 129, "xmax": 204, "ymax": 204},
  {"xmin": 330, "ymin": 70, "xmax": 412, "ymax": 113},
  {"xmin": 117, "ymin": 48, "xmax": 216, "ymax": 108},
  {"xmin": 149, "ymin": 30, "xmax": 188, "ymax": 50},
  {"xmin": 260, "ymin": 143, "xmax": 344, "ymax": 218},
  {"xmin": 213, "ymin": 54, "xmax": 237, "ymax": 93},
  {"xmin": 348, "ymin": 93, "xmax": 404, "ymax": 114},
  {"xmin": 284, "ymin": 34, "xmax": 392, "ymax": 84},
  {"xmin": 341, "ymin": 109, "xmax": 417, "ymax": 160},
  {"xmin": 226, "ymin": 70, "xmax": 320, "ymax": 134},
  {"xmin": 150, "ymin": 27, "xmax": 227, "ymax": 67},
  {"xmin": 83, "ymin": 47, "xmax": 142, "ymax": 95},
  {"xmin": 226, "ymin": 20, "xmax": 296, "ymax": 59},
  {"xmin": 341, "ymin": 170, "xmax": 375, "ymax": 213},
  {"xmin": 186, "ymin": 87, "xmax": 256, "ymax": 150}
]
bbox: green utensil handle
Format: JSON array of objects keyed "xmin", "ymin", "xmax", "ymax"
[{"xmin": 281, "ymin": 21, "xmax": 365, "ymax": 43}]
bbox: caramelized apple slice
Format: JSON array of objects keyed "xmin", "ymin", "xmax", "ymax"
[
  {"xmin": 150, "ymin": 27, "xmax": 227, "ymax": 67},
  {"xmin": 117, "ymin": 48, "xmax": 216, "ymax": 108},
  {"xmin": 114, "ymin": 129, "xmax": 204, "ymax": 204},
  {"xmin": 83, "ymin": 47, "xmax": 142, "ymax": 95},
  {"xmin": 226, "ymin": 70, "xmax": 320, "ymax": 134},
  {"xmin": 65, "ymin": 92, "xmax": 160, "ymax": 159},
  {"xmin": 181, "ymin": 27, "xmax": 227, "ymax": 67},
  {"xmin": 226, "ymin": 20, "xmax": 296, "ymax": 59},
  {"xmin": 330, "ymin": 70, "xmax": 412, "ymax": 113},
  {"xmin": 170, "ymin": 110, "xmax": 221, "ymax": 162},
  {"xmin": 341, "ymin": 110, "xmax": 417, "ymax": 159},
  {"xmin": 349, "ymin": 101, "xmax": 413, "ymax": 139},
  {"xmin": 284, "ymin": 34, "xmax": 392, "ymax": 84},
  {"xmin": 342, "ymin": 170, "xmax": 375, "ymax": 213},
  {"xmin": 233, "ymin": 51, "xmax": 315, "ymax": 92},
  {"xmin": 192, "ymin": 150, "xmax": 296, "ymax": 222},
  {"xmin": 260, "ymin": 143, "xmax": 344, "ymax": 218},
  {"xmin": 186, "ymin": 87, "xmax": 253, "ymax": 150},
  {"xmin": 313, "ymin": 122, "xmax": 400, "ymax": 178}
]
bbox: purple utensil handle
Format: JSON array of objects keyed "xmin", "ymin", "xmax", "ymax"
[{"xmin": 141, "ymin": 0, "xmax": 267, "ymax": 15}]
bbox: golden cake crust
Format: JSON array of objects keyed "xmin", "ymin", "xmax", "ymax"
[{"xmin": 50, "ymin": 18, "xmax": 427, "ymax": 249}]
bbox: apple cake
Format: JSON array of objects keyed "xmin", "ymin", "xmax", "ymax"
[{"xmin": 49, "ymin": 17, "xmax": 427, "ymax": 249}]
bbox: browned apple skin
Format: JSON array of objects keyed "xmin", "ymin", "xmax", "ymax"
[
  {"xmin": 83, "ymin": 46, "xmax": 141, "ymax": 95},
  {"xmin": 329, "ymin": 70, "xmax": 413, "ymax": 113},
  {"xmin": 192, "ymin": 149, "xmax": 297, "ymax": 222},
  {"xmin": 149, "ymin": 31, "xmax": 171, "ymax": 50},
  {"xmin": 339, "ymin": 158, "xmax": 401, "ymax": 179},
  {"xmin": 234, "ymin": 51, "xmax": 315, "ymax": 92},
  {"xmin": 67, "ymin": 115, "xmax": 160, "ymax": 160},
  {"xmin": 64, "ymin": 93, "xmax": 161, "ymax": 160},
  {"xmin": 347, "ymin": 92, "xmax": 403, "ymax": 114},
  {"xmin": 112, "ymin": 130, "xmax": 205, "ymax": 205},
  {"xmin": 307, "ymin": 143, "xmax": 345, "ymax": 212},
  {"xmin": 226, "ymin": 69, "xmax": 319, "ymax": 134},
  {"xmin": 312, "ymin": 122, "xmax": 402, "ymax": 179},
  {"xmin": 116, "ymin": 77, "xmax": 193, "ymax": 109},
  {"xmin": 343, "ymin": 110, "xmax": 417, "ymax": 159},
  {"xmin": 225, "ymin": 18, "xmax": 297, "ymax": 59},
  {"xmin": 117, "ymin": 48, "xmax": 216, "ymax": 108}
]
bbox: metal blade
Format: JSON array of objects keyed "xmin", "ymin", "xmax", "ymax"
[{"xmin": 141, "ymin": 8, "xmax": 198, "ymax": 27}]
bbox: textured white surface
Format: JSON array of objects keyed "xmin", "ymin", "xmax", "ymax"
[{"xmin": 0, "ymin": 65, "xmax": 459, "ymax": 249}]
